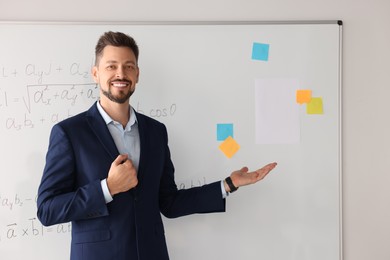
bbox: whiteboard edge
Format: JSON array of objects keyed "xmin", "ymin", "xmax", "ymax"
[
  {"xmin": 0, "ymin": 20, "xmax": 343, "ymax": 26},
  {"xmin": 338, "ymin": 23, "xmax": 344, "ymax": 260}
]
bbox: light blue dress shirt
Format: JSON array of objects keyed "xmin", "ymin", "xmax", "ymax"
[
  {"xmin": 97, "ymin": 101, "xmax": 139, "ymax": 203},
  {"xmin": 96, "ymin": 101, "xmax": 227, "ymax": 203}
]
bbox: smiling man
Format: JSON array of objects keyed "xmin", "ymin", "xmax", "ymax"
[{"xmin": 37, "ymin": 31, "xmax": 277, "ymax": 260}]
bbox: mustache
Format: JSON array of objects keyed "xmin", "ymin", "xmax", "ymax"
[{"xmin": 110, "ymin": 79, "xmax": 132, "ymax": 84}]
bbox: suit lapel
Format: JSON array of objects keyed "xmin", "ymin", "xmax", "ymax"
[
  {"xmin": 135, "ymin": 111, "xmax": 147, "ymax": 182},
  {"xmin": 86, "ymin": 102, "xmax": 119, "ymax": 161}
]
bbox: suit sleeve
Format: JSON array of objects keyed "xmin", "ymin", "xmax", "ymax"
[
  {"xmin": 158, "ymin": 125, "xmax": 226, "ymax": 219},
  {"xmin": 37, "ymin": 124, "xmax": 109, "ymax": 226}
]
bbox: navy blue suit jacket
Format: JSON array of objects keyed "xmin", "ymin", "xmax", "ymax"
[{"xmin": 37, "ymin": 102, "xmax": 226, "ymax": 260}]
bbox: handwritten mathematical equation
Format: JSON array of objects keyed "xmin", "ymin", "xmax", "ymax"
[
  {"xmin": 0, "ymin": 218, "xmax": 71, "ymax": 243},
  {"xmin": 0, "ymin": 176, "xmax": 203, "ymax": 243},
  {"xmin": 0, "ymin": 83, "xmax": 98, "ymax": 112},
  {"xmin": 1, "ymin": 83, "xmax": 98, "ymax": 131},
  {"xmin": 0, "ymin": 193, "xmax": 35, "ymax": 211},
  {"xmin": 1, "ymin": 192, "xmax": 71, "ymax": 243},
  {"xmin": 22, "ymin": 83, "xmax": 98, "ymax": 113},
  {"xmin": 0, "ymin": 61, "xmax": 178, "ymax": 131},
  {"xmin": 0, "ymin": 62, "xmax": 92, "ymax": 85},
  {"xmin": 0, "ymin": 86, "xmax": 177, "ymax": 132},
  {"xmin": 178, "ymin": 176, "xmax": 207, "ymax": 190},
  {"xmin": 0, "ymin": 174, "xmax": 202, "ymax": 212}
]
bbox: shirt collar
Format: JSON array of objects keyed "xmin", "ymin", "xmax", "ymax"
[{"xmin": 96, "ymin": 101, "xmax": 137, "ymax": 127}]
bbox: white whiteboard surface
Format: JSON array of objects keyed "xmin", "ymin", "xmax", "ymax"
[{"xmin": 0, "ymin": 22, "xmax": 342, "ymax": 260}]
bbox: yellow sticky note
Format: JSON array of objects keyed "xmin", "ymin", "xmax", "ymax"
[
  {"xmin": 307, "ymin": 97, "xmax": 323, "ymax": 114},
  {"xmin": 296, "ymin": 90, "xmax": 312, "ymax": 104},
  {"xmin": 218, "ymin": 136, "xmax": 240, "ymax": 158}
]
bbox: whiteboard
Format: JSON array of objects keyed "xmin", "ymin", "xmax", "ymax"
[{"xmin": 0, "ymin": 21, "xmax": 342, "ymax": 260}]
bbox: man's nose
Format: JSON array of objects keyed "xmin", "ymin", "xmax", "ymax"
[{"xmin": 116, "ymin": 66, "xmax": 124, "ymax": 78}]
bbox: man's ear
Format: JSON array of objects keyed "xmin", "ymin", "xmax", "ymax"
[{"xmin": 91, "ymin": 66, "xmax": 99, "ymax": 83}]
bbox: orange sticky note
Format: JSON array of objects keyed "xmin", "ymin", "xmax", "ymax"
[
  {"xmin": 307, "ymin": 97, "xmax": 323, "ymax": 114},
  {"xmin": 296, "ymin": 90, "xmax": 312, "ymax": 104},
  {"xmin": 218, "ymin": 136, "xmax": 240, "ymax": 158}
]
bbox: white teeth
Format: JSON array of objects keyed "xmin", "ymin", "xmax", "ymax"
[{"xmin": 112, "ymin": 83, "xmax": 128, "ymax": 87}]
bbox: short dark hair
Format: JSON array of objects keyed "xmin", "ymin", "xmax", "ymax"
[{"xmin": 95, "ymin": 31, "xmax": 139, "ymax": 65}]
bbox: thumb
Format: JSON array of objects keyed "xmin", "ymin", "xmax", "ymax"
[
  {"xmin": 240, "ymin": 166, "xmax": 249, "ymax": 173},
  {"xmin": 113, "ymin": 154, "xmax": 128, "ymax": 166}
]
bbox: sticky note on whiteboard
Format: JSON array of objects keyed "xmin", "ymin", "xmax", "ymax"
[
  {"xmin": 219, "ymin": 136, "xmax": 240, "ymax": 158},
  {"xmin": 252, "ymin": 42, "xmax": 270, "ymax": 61},
  {"xmin": 217, "ymin": 123, "xmax": 234, "ymax": 141},
  {"xmin": 296, "ymin": 90, "xmax": 312, "ymax": 104},
  {"xmin": 307, "ymin": 97, "xmax": 324, "ymax": 114}
]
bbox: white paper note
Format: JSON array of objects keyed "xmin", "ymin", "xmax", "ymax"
[{"xmin": 255, "ymin": 78, "xmax": 300, "ymax": 144}]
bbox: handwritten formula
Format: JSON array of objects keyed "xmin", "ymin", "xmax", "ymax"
[
  {"xmin": 1, "ymin": 218, "xmax": 71, "ymax": 243},
  {"xmin": 0, "ymin": 62, "xmax": 178, "ymax": 131}
]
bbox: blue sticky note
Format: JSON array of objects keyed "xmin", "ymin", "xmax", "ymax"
[
  {"xmin": 252, "ymin": 42, "xmax": 270, "ymax": 61},
  {"xmin": 217, "ymin": 123, "xmax": 234, "ymax": 141}
]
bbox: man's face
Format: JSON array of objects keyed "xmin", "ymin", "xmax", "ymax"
[{"xmin": 92, "ymin": 45, "xmax": 139, "ymax": 104}]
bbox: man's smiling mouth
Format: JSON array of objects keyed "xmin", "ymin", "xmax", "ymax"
[{"xmin": 111, "ymin": 80, "xmax": 131, "ymax": 88}]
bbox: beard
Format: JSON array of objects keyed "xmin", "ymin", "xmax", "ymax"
[{"xmin": 101, "ymin": 80, "xmax": 134, "ymax": 104}]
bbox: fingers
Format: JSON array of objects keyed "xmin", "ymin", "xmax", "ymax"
[
  {"xmin": 229, "ymin": 162, "xmax": 277, "ymax": 189},
  {"xmin": 113, "ymin": 154, "xmax": 129, "ymax": 166},
  {"xmin": 268, "ymin": 162, "xmax": 278, "ymax": 168},
  {"xmin": 107, "ymin": 154, "xmax": 138, "ymax": 196},
  {"xmin": 263, "ymin": 162, "xmax": 278, "ymax": 172},
  {"xmin": 256, "ymin": 162, "xmax": 277, "ymax": 175},
  {"xmin": 256, "ymin": 162, "xmax": 277, "ymax": 171},
  {"xmin": 249, "ymin": 162, "xmax": 278, "ymax": 180},
  {"xmin": 240, "ymin": 163, "xmax": 277, "ymax": 176}
]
